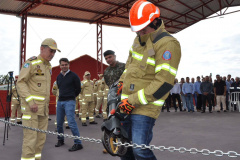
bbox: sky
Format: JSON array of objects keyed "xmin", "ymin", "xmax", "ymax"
[{"xmin": 0, "ymin": 6, "xmax": 240, "ymax": 81}]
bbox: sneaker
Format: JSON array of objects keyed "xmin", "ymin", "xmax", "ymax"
[
  {"xmin": 201, "ymin": 111, "xmax": 205, "ymax": 113},
  {"xmin": 224, "ymin": 110, "xmax": 227, "ymax": 112},
  {"xmin": 167, "ymin": 110, "xmax": 170, "ymax": 112},
  {"xmin": 217, "ymin": 110, "xmax": 220, "ymax": 113},
  {"xmin": 89, "ymin": 121, "xmax": 98, "ymax": 124},
  {"xmin": 82, "ymin": 123, "xmax": 87, "ymax": 126},
  {"xmin": 96, "ymin": 115, "xmax": 101, "ymax": 118},
  {"xmin": 55, "ymin": 140, "xmax": 64, "ymax": 147},
  {"xmin": 68, "ymin": 144, "xmax": 83, "ymax": 152},
  {"xmin": 66, "ymin": 126, "xmax": 70, "ymax": 129}
]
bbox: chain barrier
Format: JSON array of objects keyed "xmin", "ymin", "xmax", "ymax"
[{"xmin": 1, "ymin": 119, "xmax": 240, "ymax": 158}]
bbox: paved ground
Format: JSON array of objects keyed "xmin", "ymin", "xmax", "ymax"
[{"xmin": 0, "ymin": 109, "xmax": 240, "ymax": 160}]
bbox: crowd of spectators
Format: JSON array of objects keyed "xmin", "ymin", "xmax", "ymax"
[{"xmin": 162, "ymin": 74, "xmax": 240, "ymax": 113}]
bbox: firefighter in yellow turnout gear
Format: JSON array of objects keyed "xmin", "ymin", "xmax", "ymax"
[
  {"xmin": 17, "ymin": 38, "xmax": 60, "ymax": 160},
  {"xmin": 102, "ymin": 85, "xmax": 109, "ymax": 121},
  {"xmin": 117, "ymin": 1, "xmax": 181, "ymax": 159},
  {"xmin": 52, "ymin": 81, "xmax": 69, "ymax": 129},
  {"xmin": 95, "ymin": 74, "xmax": 105, "ymax": 118},
  {"xmin": 11, "ymin": 75, "xmax": 22, "ymax": 124},
  {"xmin": 81, "ymin": 71, "xmax": 98, "ymax": 126}
]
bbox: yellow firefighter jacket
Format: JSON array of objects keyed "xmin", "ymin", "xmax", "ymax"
[
  {"xmin": 95, "ymin": 79, "xmax": 105, "ymax": 97},
  {"xmin": 120, "ymin": 21, "xmax": 181, "ymax": 119},
  {"xmin": 81, "ymin": 80, "xmax": 94, "ymax": 102},
  {"xmin": 103, "ymin": 82, "xmax": 109, "ymax": 97},
  {"xmin": 17, "ymin": 55, "xmax": 52, "ymax": 116}
]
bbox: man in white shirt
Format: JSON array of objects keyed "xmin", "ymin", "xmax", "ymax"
[{"xmin": 170, "ymin": 79, "xmax": 182, "ymax": 112}]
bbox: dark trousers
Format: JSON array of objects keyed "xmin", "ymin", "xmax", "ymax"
[
  {"xmin": 162, "ymin": 94, "xmax": 171, "ymax": 112},
  {"xmin": 172, "ymin": 93, "xmax": 182, "ymax": 111},
  {"xmin": 196, "ymin": 94, "xmax": 202, "ymax": 110},
  {"xmin": 202, "ymin": 94, "xmax": 212, "ymax": 112}
]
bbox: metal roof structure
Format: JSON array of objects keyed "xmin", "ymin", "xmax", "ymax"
[
  {"xmin": 0, "ymin": 0, "xmax": 240, "ymax": 73},
  {"xmin": 1, "ymin": 0, "xmax": 240, "ymax": 33}
]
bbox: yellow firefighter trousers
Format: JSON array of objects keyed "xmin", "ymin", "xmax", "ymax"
[
  {"xmin": 11, "ymin": 103, "xmax": 22, "ymax": 122},
  {"xmin": 81, "ymin": 101, "xmax": 95, "ymax": 123},
  {"xmin": 95, "ymin": 96, "xmax": 104, "ymax": 115},
  {"xmin": 102, "ymin": 96, "xmax": 108, "ymax": 119},
  {"xmin": 21, "ymin": 114, "xmax": 48, "ymax": 160},
  {"xmin": 75, "ymin": 99, "xmax": 79, "ymax": 114}
]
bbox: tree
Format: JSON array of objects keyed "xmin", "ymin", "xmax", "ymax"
[{"xmin": 0, "ymin": 74, "xmax": 10, "ymax": 85}]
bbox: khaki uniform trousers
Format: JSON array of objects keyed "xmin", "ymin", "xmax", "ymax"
[
  {"xmin": 75, "ymin": 97, "xmax": 79, "ymax": 115},
  {"xmin": 81, "ymin": 100, "xmax": 95, "ymax": 123},
  {"xmin": 78, "ymin": 99, "xmax": 82, "ymax": 117},
  {"xmin": 21, "ymin": 114, "xmax": 48, "ymax": 160},
  {"xmin": 11, "ymin": 103, "xmax": 22, "ymax": 122},
  {"xmin": 95, "ymin": 96, "xmax": 104, "ymax": 115},
  {"xmin": 216, "ymin": 95, "xmax": 226, "ymax": 111},
  {"xmin": 102, "ymin": 96, "xmax": 108, "ymax": 119}
]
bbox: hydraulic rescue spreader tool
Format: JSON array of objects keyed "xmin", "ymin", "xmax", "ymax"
[{"xmin": 101, "ymin": 81, "xmax": 129, "ymax": 157}]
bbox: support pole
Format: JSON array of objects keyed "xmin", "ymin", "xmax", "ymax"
[
  {"xmin": 19, "ymin": 12, "xmax": 27, "ymax": 70},
  {"xmin": 97, "ymin": 21, "xmax": 103, "ymax": 75}
]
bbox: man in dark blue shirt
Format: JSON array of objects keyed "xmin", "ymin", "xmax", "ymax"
[{"xmin": 55, "ymin": 58, "xmax": 83, "ymax": 152}]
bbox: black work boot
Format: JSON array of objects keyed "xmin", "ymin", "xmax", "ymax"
[
  {"xmin": 68, "ymin": 144, "xmax": 83, "ymax": 152},
  {"xmin": 82, "ymin": 122, "xmax": 87, "ymax": 126},
  {"xmin": 95, "ymin": 115, "xmax": 101, "ymax": 118},
  {"xmin": 89, "ymin": 121, "xmax": 98, "ymax": 124},
  {"xmin": 55, "ymin": 140, "xmax": 64, "ymax": 147}
]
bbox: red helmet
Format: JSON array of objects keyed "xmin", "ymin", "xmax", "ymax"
[{"xmin": 129, "ymin": 0, "xmax": 160, "ymax": 32}]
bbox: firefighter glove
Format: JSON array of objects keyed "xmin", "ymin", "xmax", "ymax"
[
  {"xmin": 118, "ymin": 98, "xmax": 135, "ymax": 114},
  {"xmin": 117, "ymin": 81, "xmax": 123, "ymax": 95}
]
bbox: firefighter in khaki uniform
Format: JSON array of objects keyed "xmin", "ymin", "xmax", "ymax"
[
  {"xmin": 52, "ymin": 81, "xmax": 69, "ymax": 129},
  {"xmin": 81, "ymin": 71, "xmax": 98, "ymax": 126},
  {"xmin": 78, "ymin": 75, "xmax": 86, "ymax": 119},
  {"xmin": 92, "ymin": 78, "xmax": 98, "ymax": 107},
  {"xmin": 95, "ymin": 74, "xmax": 105, "ymax": 118},
  {"xmin": 102, "ymin": 84, "xmax": 109, "ymax": 121},
  {"xmin": 17, "ymin": 38, "xmax": 60, "ymax": 160},
  {"xmin": 117, "ymin": 1, "xmax": 181, "ymax": 159},
  {"xmin": 10, "ymin": 75, "xmax": 22, "ymax": 124}
]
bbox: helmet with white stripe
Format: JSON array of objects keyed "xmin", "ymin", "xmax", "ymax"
[{"xmin": 129, "ymin": 0, "xmax": 160, "ymax": 32}]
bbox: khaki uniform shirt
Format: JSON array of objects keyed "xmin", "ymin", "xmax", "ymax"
[
  {"xmin": 95, "ymin": 79, "xmax": 105, "ymax": 97},
  {"xmin": 81, "ymin": 80, "xmax": 94, "ymax": 102},
  {"xmin": 17, "ymin": 55, "xmax": 52, "ymax": 116}
]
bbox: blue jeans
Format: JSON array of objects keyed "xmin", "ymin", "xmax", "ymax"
[
  {"xmin": 120, "ymin": 114, "xmax": 157, "ymax": 160},
  {"xmin": 57, "ymin": 100, "xmax": 81, "ymax": 144},
  {"xmin": 181, "ymin": 95, "xmax": 187, "ymax": 109},
  {"xmin": 185, "ymin": 94, "xmax": 194, "ymax": 111}
]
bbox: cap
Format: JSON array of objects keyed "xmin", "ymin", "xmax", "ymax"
[
  {"xmin": 84, "ymin": 71, "xmax": 90, "ymax": 76},
  {"xmin": 41, "ymin": 38, "xmax": 61, "ymax": 52},
  {"xmin": 103, "ymin": 50, "xmax": 115, "ymax": 57}
]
